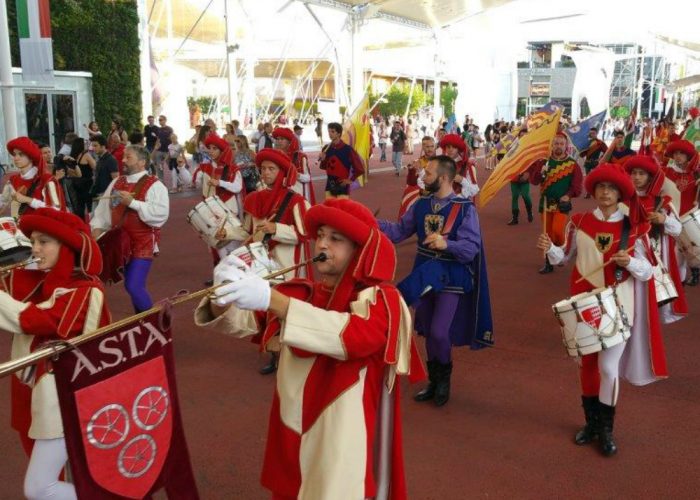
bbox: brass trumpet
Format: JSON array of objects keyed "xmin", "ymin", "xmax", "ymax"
[
  {"xmin": 0, "ymin": 253, "xmax": 327, "ymax": 379},
  {"xmin": 0, "ymin": 256, "xmax": 42, "ymax": 275}
]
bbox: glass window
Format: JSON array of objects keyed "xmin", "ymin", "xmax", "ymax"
[
  {"xmin": 52, "ymin": 94, "xmax": 75, "ymax": 149},
  {"xmin": 25, "ymin": 93, "xmax": 50, "ymax": 146}
]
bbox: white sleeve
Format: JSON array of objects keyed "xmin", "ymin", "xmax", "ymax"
[
  {"xmin": 29, "ymin": 198, "xmax": 47, "ymax": 209},
  {"xmin": 626, "ymin": 238, "xmax": 653, "ymax": 281},
  {"xmin": 90, "ymin": 178, "xmax": 118, "ymax": 232},
  {"xmin": 663, "ymin": 211, "xmax": 682, "ymax": 238},
  {"xmin": 0, "ymin": 184, "xmax": 12, "ymax": 211},
  {"xmin": 217, "ymin": 171, "xmax": 242, "ymax": 194},
  {"xmin": 127, "ymin": 181, "xmax": 170, "ymax": 228},
  {"xmin": 461, "ymin": 178, "xmax": 480, "ymax": 198},
  {"xmin": 297, "ymin": 173, "xmax": 311, "ymax": 183},
  {"xmin": 0, "ymin": 291, "xmax": 29, "ymax": 333}
]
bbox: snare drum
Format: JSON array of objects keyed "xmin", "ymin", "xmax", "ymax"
[
  {"xmin": 187, "ymin": 196, "xmax": 242, "ymax": 249},
  {"xmin": 552, "ymin": 287, "xmax": 631, "ymax": 357},
  {"xmin": 652, "ymin": 262, "xmax": 678, "ymax": 306},
  {"xmin": 231, "ymin": 242, "xmax": 283, "ymax": 284},
  {"xmin": 0, "ymin": 217, "xmax": 31, "ymax": 266},
  {"xmin": 678, "ymin": 208, "xmax": 700, "ymax": 267}
]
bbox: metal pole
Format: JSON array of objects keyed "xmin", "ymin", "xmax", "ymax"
[
  {"xmin": 649, "ymin": 47, "xmax": 657, "ymax": 119},
  {"xmin": 224, "ymin": 0, "xmax": 238, "ymax": 122},
  {"xmin": 0, "ymin": 0, "xmax": 19, "ymax": 152}
]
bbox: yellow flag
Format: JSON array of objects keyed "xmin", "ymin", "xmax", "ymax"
[
  {"xmin": 477, "ymin": 109, "xmax": 561, "ymax": 209},
  {"xmin": 341, "ymin": 95, "xmax": 371, "ymax": 185}
]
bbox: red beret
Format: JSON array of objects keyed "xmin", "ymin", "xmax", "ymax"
[
  {"xmin": 19, "ymin": 208, "xmax": 102, "ymax": 275},
  {"xmin": 7, "ymin": 137, "xmax": 42, "ymax": 168},
  {"xmin": 555, "ymin": 131, "xmax": 568, "ymax": 140},
  {"xmin": 255, "ymin": 148, "xmax": 293, "ymax": 173},
  {"xmin": 624, "ymin": 155, "xmax": 659, "ymax": 176},
  {"xmin": 585, "ymin": 163, "xmax": 635, "ymax": 201},
  {"xmin": 203, "ymin": 133, "xmax": 230, "ymax": 152},
  {"xmin": 439, "ymin": 134, "xmax": 466, "ymax": 152},
  {"xmin": 689, "ymin": 107, "xmax": 699, "ymax": 119},
  {"xmin": 305, "ymin": 198, "xmax": 395, "ymax": 284},
  {"xmin": 666, "ymin": 140, "xmax": 697, "ymax": 159},
  {"xmin": 272, "ymin": 127, "xmax": 295, "ymax": 143}
]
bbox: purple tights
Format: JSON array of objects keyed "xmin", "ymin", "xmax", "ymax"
[
  {"xmin": 425, "ymin": 292, "xmax": 460, "ymax": 364},
  {"xmin": 124, "ymin": 258, "xmax": 153, "ymax": 313}
]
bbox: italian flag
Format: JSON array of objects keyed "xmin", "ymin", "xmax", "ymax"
[{"xmin": 15, "ymin": 0, "xmax": 54, "ymax": 82}]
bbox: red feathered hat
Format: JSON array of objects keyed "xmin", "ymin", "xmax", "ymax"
[
  {"xmin": 305, "ymin": 198, "xmax": 396, "ymax": 286},
  {"xmin": 203, "ymin": 133, "xmax": 229, "ymax": 152},
  {"xmin": 585, "ymin": 163, "xmax": 635, "ymax": 201},
  {"xmin": 665, "ymin": 139, "xmax": 697, "ymax": 159},
  {"xmin": 19, "ymin": 208, "xmax": 102, "ymax": 276},
  {"xmin": 7, "ymin": 136, "xmax": 44, "ymax": 172}
]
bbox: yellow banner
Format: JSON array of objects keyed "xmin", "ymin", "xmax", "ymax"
[
  {"xmin": 341, "ymin": 95, "xmax": 371, "ymax": 185},
  {"xmin": 477, "ymin": 109, "xmax": 561, "ymax": 209}
]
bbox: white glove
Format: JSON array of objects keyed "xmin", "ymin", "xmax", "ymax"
[
  {"xmin": 213, "ymin": 254, "xmax": 248, "ymax": 286},
  {"xmin": 212, "ymin": 274, "xmax": 271, "ymax": 310}
]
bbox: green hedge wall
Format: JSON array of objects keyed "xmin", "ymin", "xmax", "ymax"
[{"xmin": 7, "ymin": 0, "xmax": 142, "ymax": 132}]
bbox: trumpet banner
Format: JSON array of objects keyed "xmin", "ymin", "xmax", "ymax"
[
  {"xmin": 477, "ymin": 110, "xmax": 562, "ymax": 209},
  {"xmin": 342, "ymin": 95, "xmax": 371, "ymax": 185},
  {"xmin": 51, "ymin": 310, "xmax": 199, "ymax": 499}
]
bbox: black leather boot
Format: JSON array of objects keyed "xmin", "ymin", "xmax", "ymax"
[
  {"xmin": 434, "ymin": 361, "xmax": 452, "ymax": 407},
  {"xmin": 507, "ymin": 209, "xmax": 519, "ymax": 225},
  {"xmin": 259, "ymin": 352, "xmax": 278, "ymax": 375},
  {"xmin": 574, "ymin": 396, "xmax": 599, "ymax": 445},
  {"xmin": 526, "ymin": 205, "xmax": 534, "ymax": 222},
  {"xmin": 686, "ymin": 268, "xmax": 699, "ymax": 286},
  {"xmin": 597, "ymin": 403, "xmax": 618, "ymax": 456},
  {"xmin": 539, "ymin": 256, "xmax": 554, "ymax": 274},
  {"xmin": 414, "ymin": 361, "xmax": 437, "ymax": 402}
]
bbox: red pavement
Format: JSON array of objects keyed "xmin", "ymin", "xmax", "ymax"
[{"xmin": 1, "ymin": 149, "xmax": 699, "ymax": 498}]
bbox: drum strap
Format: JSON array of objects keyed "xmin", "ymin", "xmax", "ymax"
[
  {"xmin": 650, "ymin": 195, "xmax": 663, "ymax": 240},
  {"xmin": 17, "ymin": 177, "xmax": 42, "ymax": 216},
  {"xmin": 615, "ymin": 216, "xmax": 632, "ymax": 282},
  {"xmin": 263, "ymin": 190, "xmax": 296, "ymax": 245},
  {"xmin": 112, "ymin": 174, "xmax": 152, "ymax": 229}
]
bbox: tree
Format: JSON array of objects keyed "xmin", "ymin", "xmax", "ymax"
[
  {"xmin": 7, "ymin": 1, "xmax": 142, "ymax": 132},
  {"xmin": 369, "ymin": 82, "xmax": 429, "ymax": 117},
  {"xmin": 441, "ymin": 84, "xmax": 458, "ymax": 116}
]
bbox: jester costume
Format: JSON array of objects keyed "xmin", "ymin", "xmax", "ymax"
[{"xmin": 531, "ymin": 149, "xmax": 582, "ymax": 273}]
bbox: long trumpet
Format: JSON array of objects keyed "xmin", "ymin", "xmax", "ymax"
[
  {"xmin": 0, "ymin": 256, "xmax": 42, "ymax": 275},
  {"xmin": 0, "ymin": 253, "xmax": 327, "ymax": 379}
]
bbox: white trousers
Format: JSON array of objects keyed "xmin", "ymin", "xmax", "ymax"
[
  {"xmin": 24, "ymin": 438, "xmax": 76, "ymax": 500},
  {"xmin": 597, "ymin": 342, "xmax": 626, "ymax": 406}
]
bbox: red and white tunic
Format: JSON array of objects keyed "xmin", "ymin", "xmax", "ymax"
[
  {"xmin": 195, "ymin": 281, "xmax": 416, "ymax": 500},
  {"xmin": 290, "ymin": 151, "xmax": 316, "ymax": 205},
  {"xmin": 547, "ymin": 208, "xmax": 667, "ymax": 385},
  {"xmin": 0, "ymin": 167, "xmax": 65, "ymax": 218},
  {"xmin": 663, "ymin": 163, "xmax": 699, "ymax": 217},
  {"xmin": 241, "ymin": 190, "xmax": 312, "ymax": 279},
  {"xmin": 0, "ymin": 270, "xmax": 110, "ymax": 449},
  {"xmin": 196, "ymin": 161, "xmax": 243, "ymax": 216},
  {"xmin": 90, "ymin": 171, "xmax": 169, "ymax": 258},
  {"xmin": 454, "ymin": 158, "xmax": 479, "ymax": 199}
]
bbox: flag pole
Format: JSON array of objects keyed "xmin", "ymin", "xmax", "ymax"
[{"xmin": 0, "ymin": 0, "xmax": 19, "ymax": 150}]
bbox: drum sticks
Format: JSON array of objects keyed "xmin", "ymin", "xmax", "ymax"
[{"xmin": 574, "ymin": 246, "xmax": 635, "ymax": 284}]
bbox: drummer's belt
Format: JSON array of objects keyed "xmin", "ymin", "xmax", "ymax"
[{"xmin": 417, "ymin": 247, "xmax": 457, "ymax": 261}]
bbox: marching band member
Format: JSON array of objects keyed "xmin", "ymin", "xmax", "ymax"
[
  {"xmin": 397, "ymin": 136, "xmax": 435, "ymax": 219},
  {"xmin": 537, "ymin": 164, "xmax": 665, "ymax": 457},
  {"xmin": 197, "ymin": 134, "xmax": 244, "ymax": 216},
  {"xmin": 579, "ymin": 126, "xmax": 607, "ymax": 198},
  {"xmin": 195, "ymin": 198, "xmax": 422, "ymax": 500},
  {"xmin": 0, "ymin": 137, "xmax": 65, "ymax": 218},
  {"xmin": 379, "ymin": 155, "xmax": 493, "ymax": 407},
  {"xmin": 663, "ymin": 139, "xmax": 700, "ymax": 286},
  {"xmin": 90, "ymin": 145, "xmax": 169, "ymax": 313},
  {"xmin": 625, "ymin": 155, "xmax": 688, "ymax": 323},
  {"xmin": 318, "ymin": 122, "xmax": 365, "ymax": 199},
  {"xmin": 0, "ymin": 208, "xmax": 110, "ymax": 499},
  {"xmin": 531, "ymin": 132, "xmax": 583, "ymax": 274},
  {"xmin": 507, "ymin": 128, "xmax": 534, "ymax": 225},
  {"xmin": 272, "ymin": 127, "xmax": 316, "ymax": 205},
  {"xmin": 438, "ymin": 133, "xmax": 479, "ymax": 199},
  {"xmin": 600, "ymin": 130, "xmax": 636, "ymax": 166}
]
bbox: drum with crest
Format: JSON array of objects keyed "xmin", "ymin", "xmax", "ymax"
[
  {"xmin": 0, "ymin": 216, "xmax": 31, "ymax": 267},
  {"xmin": 678, "ymin": 208, "xmax": 700, "ymax": 267},
  {"xmin": 230, "ymin": 242, "xmax": 283, "ymax": 284},
  {"xmin": 552, "ymin": 287, "xmax": 631, "ymax": 357}
]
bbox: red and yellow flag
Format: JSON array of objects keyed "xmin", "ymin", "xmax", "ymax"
[
  {"xmin": 477, "ymin": 109, "xmax": 561, "ymax": 209},
  {"xmin": 341, "ymin": 95, "xmax": 371, "ymax": 185}
]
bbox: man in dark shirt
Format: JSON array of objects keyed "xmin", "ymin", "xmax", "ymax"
[
  {"xmin": 390, "ymin": 122, "xmax": 407, "ymax": 176},
  {"xmin": 601, "ymin": 129, "xmax": 635, "ymax": 165},
  {"xmin": 154, "ymin": 115, "xmax": 173, "ymax": 181},
  {"xmin": 90, "ymin": 135, "xmax": 119, "ymax": 199},
  {"xmin": 144, "ymin": 115, "xmax": 159, "ymax": 152}
]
